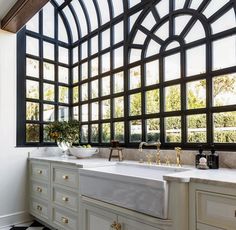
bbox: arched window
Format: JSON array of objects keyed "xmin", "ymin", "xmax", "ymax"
[{"xmin": 17, "ymin": 0, "xmax": 236, "ymax": 149}]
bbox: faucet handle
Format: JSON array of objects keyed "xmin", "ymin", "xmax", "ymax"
[{"xmin": 175, "ymin": 147, "xmax": 182, "ymax": 167}]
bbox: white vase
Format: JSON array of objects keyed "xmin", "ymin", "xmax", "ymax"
[{"xmin": 57, "ymin": 141, "xmax": 71, "ymax": 158}]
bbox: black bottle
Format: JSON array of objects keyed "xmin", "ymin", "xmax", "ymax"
[
  {"xmin": 195, "ymin": 145, "xmax": 206, "ymax": 167},
  {"xmin": 207, "ymin": 145, "xmax": 219, "ymax": 169}
]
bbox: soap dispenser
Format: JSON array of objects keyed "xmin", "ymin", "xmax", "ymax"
[
  {"xmin": 195, "ymin": 145, "xmax": 206, "ymax": 168},
  {"xmin": 207, "ymin": 145, "xmax": 219, "ymax": 169}
]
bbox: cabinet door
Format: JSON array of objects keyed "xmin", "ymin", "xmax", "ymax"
[
  {"xmin": 81, "ymin": 203, "xmax": 117, "ymax": 230},
  {"xmin": 118, "ymin": 216, "xmax": 162, "ymax": 230}
]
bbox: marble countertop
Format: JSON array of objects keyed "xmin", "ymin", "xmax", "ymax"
[
  {"xmin": 29, "ymin": 156, "xmax": 236, "ymax": 187},
  {"xmin": 29, "ymin": 156, "xmax": 116, "ymax": 168}
]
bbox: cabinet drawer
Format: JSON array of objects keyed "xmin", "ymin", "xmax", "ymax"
[
  {"xmin": 30, "ymin": 198, "xmax": 50, "ymax": 221},
  {"xmin": 52, "ymin": 207, "xmax": 78, "ymax": 230},
  {"xmin": 30, "ymin": 180, "xmax": 49, "ymax": 200},
  {"xmin": 52, "ymin": 165, "xmax": 78, "ymax": 188},
  {"xmin": 30, "ymin": 161, "xmax": 50, "ymax": 182},
  {"xmin": 52, "ymin": 186, "xmax": 78, "ymax": 212},
  {"xmin": 197, "ymin": 191, "xmax": 236, "ymax": 229}
]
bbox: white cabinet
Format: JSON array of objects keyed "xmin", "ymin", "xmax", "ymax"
[
  {"xmin": 80, "ymin": 196, "xmax": 170, "ymax": 230},
  {"xmin": 29, "ymin": 160, "xmax": 80, "ymax": 230},
  {"xmin": 189, "ymin": 182, "xmax": 236, "ymax": 230}
]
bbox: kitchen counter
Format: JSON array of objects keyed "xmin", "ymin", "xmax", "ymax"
[{"xmin": 29, "ymin": 156, "xmax": 116, "ymax": 168}]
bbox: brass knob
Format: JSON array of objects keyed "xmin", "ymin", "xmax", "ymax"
[
  {"xmin": 62, "ymin": 196, "xmax": 69, "ymax": 202},
  {"xmin": 36, "ymin": 186, "xmax": 42, "ymax": 193},
  {"xmin": 36, "ymin": 205, "xmax": 42, "ymax": 211},
  {"xmin": 62, "ymin": 175, "xmax": 69, "ymax": 180},
  {"xmin": 111, "ymin": 221, "xmax": 121, "ymax": 230},
  {"xmin": 61, "ymin": 217, "xmax": 69, "ymax": 224},
  {"xmin": 111, "ymin": 221, "xmax": 117, "ymax": 228},
  {"xmin": 37, "ymin": 170, "xmax": 43, "ymax": 174}
]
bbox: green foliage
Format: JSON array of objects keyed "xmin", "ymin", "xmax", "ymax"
[{"xmin": 45, "ymin": 120, "xmax": 80, "ymax": 144}]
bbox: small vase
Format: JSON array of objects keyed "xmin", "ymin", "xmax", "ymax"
[{"xmin": 57, "ymin": 141, "xmax": 70, "ymax": 158}]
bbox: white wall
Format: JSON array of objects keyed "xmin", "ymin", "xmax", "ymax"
[{"xmin": 0, "ymin": 29, "xmax": 33, "ymax": 227}]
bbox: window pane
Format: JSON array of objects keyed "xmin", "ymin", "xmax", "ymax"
[
  {"xmin": 58, "ymin": 15, "xmax": 68, "ymax": 43},
  {"xmin": 129, "ymin": 66, "xmax": 141, "ymax": 90},
  {"xmin": 187, "ymin": 114, "xmax": 207, "ymax": 143},
  {"xmin": 73, "ymin": 66, "xmax": 79, "ymax": 83},
  {"xmin": 91, "ymin": 102, "xmax": 99, "ymax": 121},
  {"xmin": 43, "ymin": 3, "xmax": 54, "ymax": 38},
  {"xmin": 26, "ymin": 36, "xmax": 39, "ymax": 56},
  {"xmin": 102, "ymin": 123, "xmax": 111, "ymax": 143},
  {"xmin": 101, "ymin": 76, "xmax": 110, "ymax": 96},
  {"xmin": 44, "ymin": 124, "xmax": 54, "ymax": 142},
  {"xmin": 112, "ymin": 0, "xmax": 123, "ymax": 17},
  {"xmin": 91, "ymin": 80, "xmax": 99, "ymax": 99},
  {"xmin": 81, "ymin": 83, "xmax": 88, "ymax": 101},
  {"xmin": 213, "ymin": 73, "xmax": 236, "ymax": 107},
  {"xmin": 26, "ymin": 80, "xmax": 39, "ymax": 99},
  {"xmin": 59, "ymin": 47, "xmax": 69, "ymax": 64},
  {"xmin": 146, "ymin": 118, "xmax": 160, "ymax": 142},
  {"xmin": 81, "ymin": 62, "xmax": 88, "ymax": 80},
  {"xmin": 43, "ymin": 104, "xmax": 55, "ymax": 122},
  {"xmin": 58, "ymin": 66, "xmax": 69, "ymax": 84},
  {"xmin": 211, "ymin": 8, "xmax": 236, "ymax": 34},
  {"xmin": 102, "ymin": 99, "xmax": 110, "ymax": 119},
  {"xmin": 26, "ymin": 102, "xmax": 39, "ymax": 121},
  {"xmin": 164, "ymin": 53, "xmax": 181, "ymax": 81},
  {"xmin": 146, "ymin": 89, "xmax": 159, "ymax": 114},
  {"xmin": 26, "ymin": 58, "xmax": 39, "ymax": 78},
  {"xmin": 81, "ymin": 104, "xmax": 88, "ymax": 122},
  {"xmin": 214, "ymin": 112, "xmax": 236, "ymax": 143},
  {"xmin": 43, "ymin": 62, "xmax": 55, "ymax": 81},
  {"xmin": 155, "ymin": 21, "xmax": 169, "ymax": 40},
  {"xmin": 130, "ymin": 93, "xmax": 141, "ymax": 116},
  {"xmin": 73, "ymin": 47, "xmax": 78, "ymax": 64},
  {"xmin": 184, "ymin": 20, "xmax": 205, "ymax": 43},
  {"xmin": 91, "ymin": 35, "xmax": 98, "ymax": 55},
  {"xmin": 101, "ymin": 29, "xmax": 110, "ymax": 50},
  {"xmin": 73, "ymin": 86, "xmax": 79, "ymax": 104},
  {"xmin": 186, "ymin": 45, "xmax": 206, "ymax": 76},
  {"xmin": 59, "ymin": 86, "xmax": 69, "ymax": 104},
  {"xmin": 83, "ymin": 0, "xmax": 98, "ymax": 31},
  {"xmin": 165, "ymin": 116, "xmax": 181, "ymax": 143},
  {"xmin": 130, "ymin": 120, "xmax": 142, "ymax": 142},
  {"xmin": 101, "ymin": 52, "xmax": 110, "ymax": 73},
  {"xmin": 129, "ymin": 48, "xmax": 141, "ymax": 63},
  {"xmin": 43, "ymin": 83, "xmax": 55, "ymax": 101},
  {"xmin": 114, "ymin": 122, "xmax": 124, "ymax": 142},
  {"xmin": 26, "ymin": 13, "xmax": 39, "ymax": 33},
  {"xmin": 97, "ymin": 0, "xmax": 110, "ymax": 25},
  {"xmin": 91, "ymin": 124, "xmax": 99, "ymax": 143},
  {"xmin": 165, "ymin": 85, "xmax": 181, "ymax": 111},
  {"xmin": 81, "ymin": 41, "xmax": 88, "ymax": 60},
  {"xmin": 114, "ymin": 47, "xmax": 123, "ymax": 69},
  {"xmin": 26, "ymin": 124, "xmax": 40, "ymax": 142},
  {"xmin": 114, "ymin": 97, "xmax": 124, "ymax": 118},
  {"xmin": 145, "ymin": 40, "xmax": 161, "ymax": 58},
  {"xmin": 73, "ymin": 106, "xmax": 79, "ymax": 120},
  {"xmin": 203, "ymin": 0, "xmax": 229, "ymax": 19},
  {"xmin": 155, "ymin": 0, "xmax": 169, "ymax": 18},
  {"xmin": 114, "ymin": 21, "xmax": 124, "ymax": 44},
  {"xmin": 145, "ymin": 60, "xmax": 159, "ymax": 86},
  {"xmin": 187, "ymin": 80, "xmax": 206, "ymax": 109},
  {"xmin": 91, "ymin": 57, "xmax": 98, "ymax": 77},
  {"xmin": 43, "ymin": 42, "xmax": 54, "ymax": 60},
  {"xmin": 141, "ymin": 11, "xmax": 156, "ymax": 31},
  {"xmin": 81, "ymin": 125, "xmax": 88, "ymax": 142},
  {"xmin": 113, "ymin": 72, "xmax": 124, "ymax": 93},
  {"xmin": 174, "ymin": 15, "xmax": 192, "ymax": 35},
  {"xmin": 212, "ymin": 35, "xmax": 236, "ymax": 71},
  {"xmin": 58, "ymin": 106, "xmax": 69, "ymax": 121}
]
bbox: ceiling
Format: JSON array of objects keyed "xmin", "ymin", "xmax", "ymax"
[{"xmin": 0, "ymin": 0, "xmax": 17, "ymax": 21}]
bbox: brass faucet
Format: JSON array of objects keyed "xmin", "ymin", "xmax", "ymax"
[
  {"xmin": 139, "ymin": 141, "xmax": 161, "ymax": 164},
  {"xmin": 175, "ymin": 147, "xmax": 182, "ymax": 167}
]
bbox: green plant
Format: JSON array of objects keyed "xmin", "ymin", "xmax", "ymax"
[{"xmin": 45, "ymin": 120, "xmax": 80, "ymax": 145}]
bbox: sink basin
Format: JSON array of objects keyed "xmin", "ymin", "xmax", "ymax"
[{"xmin": 79, "ymin": 162, "xmax": 189, "ymax": 219}]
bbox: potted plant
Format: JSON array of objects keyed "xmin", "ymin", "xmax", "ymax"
[{"xmin": 45, "ymin": 120, "xmax": 80, "ymax": 157}]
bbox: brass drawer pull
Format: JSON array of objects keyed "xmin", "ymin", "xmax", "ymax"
[
  {"xmin": 62, "ymin": 196, "xmax": 69, "ymax": 202},
  {"xmin": 61, "ymin": 217, "xmax": 69, "ymax": 224},
  {"xmin": 62, "ymin": 175, "xmax": 69, "ymax": 180},
  {"xmin": 37, "ymin": 170, "xmax": 43, "ymax": 174},
  {"xmin": 111, "ymin": 221, "xmax": 121, "ymax": 230},
  {"xmin": 36, "ymin": 205, "xmax": 42, "ymax": 211},
  {"xmin": 36, "ymin": 186, "xmax": 43, "ymax": 193}
]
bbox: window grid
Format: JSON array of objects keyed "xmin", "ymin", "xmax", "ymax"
[{"xmin": 18, "ymin": 0, "xmax": 236, "ymax": 150}]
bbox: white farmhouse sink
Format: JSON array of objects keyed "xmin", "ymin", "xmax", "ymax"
[{"xmin": 79, "ymin": 162, "xmax": 189, "ymax": 219}]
